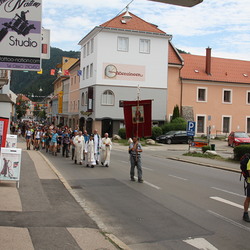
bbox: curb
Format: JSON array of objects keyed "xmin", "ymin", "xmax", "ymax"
[
  {"xmin": 167, "ymin": 157, "xmax": 240, "ymax": 173},
  {"xmin": 38, "ymin": 151, "xmax": 131, "ymax": 250}
]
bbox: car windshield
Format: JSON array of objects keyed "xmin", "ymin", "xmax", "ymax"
[
  {"xmin": 165, "ymin": 131, "xmax": 176, "ymax": 135},
  {"xmin": 235, "ymin": 132, "xmax": 249, "ymax": 138}
]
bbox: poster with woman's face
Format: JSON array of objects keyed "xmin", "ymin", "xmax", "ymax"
[
  {"xmin": 0, "ymin": 148, "xmax": 22, "ymax": 181},
  {"xmin": 132, "ymin": 106, "xmax": 144, "ymax": 124}
]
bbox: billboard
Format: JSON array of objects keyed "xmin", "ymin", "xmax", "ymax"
[
  {"xmin": 41, "ymin": 28, "xmax": 50, "ymax": 59},
  {"xmin": 0, "ymin": 117, "xmax": 9, "ymax": 148},
  {"xmin": 0, "ymin": 0, "xmax": 42, "ymax": 71}
]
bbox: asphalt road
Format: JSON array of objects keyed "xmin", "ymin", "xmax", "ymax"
[{"xmin": 41, "ymin": 142, "xmax": 250, "ymax": 250}]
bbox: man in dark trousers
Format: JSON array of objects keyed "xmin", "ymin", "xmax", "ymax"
[
  {"xmin": 243, "ymin": 160, "xmax": 250, "ymax": 222},
  {"xmin": 128, "ymin": 137, "xmax": 143, "ymax": 183}
]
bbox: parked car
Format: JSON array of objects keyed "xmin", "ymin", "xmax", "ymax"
[
  {"xmin": 228, "ymin": 131, "xmax": 250, "ymax": 147},
  {"xmin": 156, "ymin": 130, "xmax": 193, "ymax": 144}
]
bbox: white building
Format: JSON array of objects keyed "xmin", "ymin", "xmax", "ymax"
[{"xmin": 78, "ymin": 11, "xmax": 171, "ymax": 136}]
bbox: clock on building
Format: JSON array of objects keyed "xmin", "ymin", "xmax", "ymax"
[{"xmin": 105, "ymin": 64, "xmax": 117, "ymax": 78}]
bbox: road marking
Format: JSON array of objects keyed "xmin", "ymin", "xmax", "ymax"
[
  {"xmin": 183, "ymin": 237, "xmax": 218, "ymax": 250},
  {"xmin": 119, "ymin": 160, "xmax": 128, "ymax": 164},
  {"xmin": 211, "ymin": 187, "xmax": 245, "ymax": 198},
  {"xmin": 168, "ymin": 174, "xmax": 187, "ymax": 181},
  {"xmin": 142, "ymin": 167, "xmax": 154, "ymax": 171},
  {"xmin": 133, "ymin": 177, "xmax": 161, "ymax": 190},
  {"xmin": 208, "ymin": 210, "xmax": 250, "ymax": 232},
  {"xmin": 210, "ymin": 196, "xmax": 247, "ymax": 210}
]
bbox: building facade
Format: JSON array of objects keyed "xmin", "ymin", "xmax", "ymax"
[{"xmin": 78, "ymin": 11, "xmax": 171, "ymax": 136}]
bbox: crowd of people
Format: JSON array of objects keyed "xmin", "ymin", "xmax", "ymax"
[{"xmin": 11, "ymin": 122, "xmax": 112, "ymax": 168}]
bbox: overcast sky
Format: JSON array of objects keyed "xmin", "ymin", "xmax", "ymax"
[{"xmin": 42, "ymin": 0, "xmax": 250, "ymax": 60}]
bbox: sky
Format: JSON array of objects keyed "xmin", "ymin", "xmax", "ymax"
[{"xmin": 42, "ymin": 0, "xmax": 250, "ymax": 61}]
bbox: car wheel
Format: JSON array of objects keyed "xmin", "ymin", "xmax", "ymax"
[
  {"xmin": 187, "ymin": 139, "xmax": 193, "ymax": 144},
  {"xmin": 166, "ymin": 139, "xmax": 172, "ymax": 144},
  {"xmin": 232, "ymin": 143, "xmax": 236, "ymax": 148}
]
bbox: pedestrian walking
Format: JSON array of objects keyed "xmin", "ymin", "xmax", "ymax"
[
  {"xmin": 70, "ymin": 130, "xmax": 78, "ymax": 160},
  {"xmin": 62, "ymin": 129, "xmax": 70, "ymax": 158},
  {"xmin": 101, "ymin": 133, "xmax": 112, "ymax": 167},
  {"xmin": 243, "ymin": 160, "xmax": 250, "ymax": 222},
  {"xmin": 85, "ymin": 134, "xmax": 96, "ymax": 168},
  {"xmin": 50, "ymin": 129, "xmax": 58, "ymax": 156},
  {"xmin": 93, "ymin": 129, "xmax": 102, "ymax": 165},
  {"xmin": 128, "ymin": 137, "xmax": 143, "ymax": 183},
  {"xmin": 73, "ymin": 131, "xmax": 85, "ymax": 165}
]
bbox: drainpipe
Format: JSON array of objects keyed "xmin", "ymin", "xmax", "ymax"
[{"xmin": 205, "ymin": 47, "xmax": 212, "ymax": 75}]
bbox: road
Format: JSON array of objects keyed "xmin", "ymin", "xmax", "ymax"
[{"xmin": 41, "ymin": 142, "xmax": 249, "ymax": 250}]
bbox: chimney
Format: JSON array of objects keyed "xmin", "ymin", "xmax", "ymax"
[{"xmin": 205, "ymin": 47, "xmax": 211, "ymax": 75}]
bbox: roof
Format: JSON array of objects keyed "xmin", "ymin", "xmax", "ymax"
[
  {"xmin": 17, "ymin": 94, "xmax": 31, "ymax": 102},
  {"xmin": 180, "ymin": 53, "xmax": 250, "ymax": 84},
  {"xmin": 100, "ymin": 11, "xmax": 167, "ymax": 35},
  {"xmin": 168, "ymin": 41, "xmax": 183, "ymax": 65}
]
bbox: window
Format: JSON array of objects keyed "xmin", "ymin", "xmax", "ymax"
[
  {"xmin": 83, "ymin": 45, "xmax": 86, "ymax": 58},
  {"xmin": 71, "ymin": 77, "xmax": 73, "ymax": 86},
  {"xmin": 82, "ymin": 67, "xmax": 85, "ymax": 80},
  {"xmin": 90, "ymin": 63, "xmax": 93, "ymax": 77},
  {"xmin": 87, "ymin": 41, "xmax": 90, "ymax": 56},
  {"xmin": 85, "ymin": 91, "xmax": 88, "ymax": 105},
  {"xmin": 247, "ymin": 117, "xmax": 250, "ymax": 133},
  {"xmin": 197, "ymin": 116, "xmax": 205, "ymax": 133},
  {"xmin": 81, "ymin": 92, "xmax": 85, "ymax": 106},
  {"xmin": 247, "ymin": 91, "xmax": 250, "ymax": 104},
  {"xmin": 74, "ymin": 76, "xmax": 76, "ymax": 84},
  {"xmin": 90, "ymin": 38, "xmax": 94, "ymax": 53},
  {"xmin": 223, "ymin": 89, "xmax": 232, "ymax": 103},
  {"xmin": 118, "ymin": 37, "xmax": 129, "ymax": 52},
  {"xmin": 86, "ymin": 65, "xmax": 89, "ymax": 79},
  {"xmin": 222, "ymin": 116, "xmax": 230, "ymax": 133},
  {"xmin": 139, "ymin": 39, "xmax": 150, "ymax": 54},
  {"xmin": 197, "ymin": 87, "xmax": 207, "ymax": 102},
  {"xmin": 102, "ymin": 90, "xmax": 115, "ymax": 105}
]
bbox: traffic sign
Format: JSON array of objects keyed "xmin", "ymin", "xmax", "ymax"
[{"xmin": 187, "ymin": 121, "xmax": 196, "ymax": 136}]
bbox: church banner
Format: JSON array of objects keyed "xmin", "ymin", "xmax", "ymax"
[{"xmin": 123, "ymin": 100, "xmax": 152, "ymax": 138}]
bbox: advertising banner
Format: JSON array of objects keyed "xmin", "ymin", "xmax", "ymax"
[
  {"xmin": 41, "ymin": 28, "xmax": 50, "ymax": 59},
  {"xmin": 123, "ymin": 100, "xmax": 152, "ymax": 138},
  {"xmin": 6, "ymin": 134, "xmax": 17, "ymax": 148},
  {"xmin": 0, "ymin": 148, "xmax": 22, "ymax": 185},
  {"xmin": 0, "ymin": 117, "xmax": 9, "ymax": 148},
  {"xmin": 0, "ymin": 0, "xmax": 42, "ymax": 71}
]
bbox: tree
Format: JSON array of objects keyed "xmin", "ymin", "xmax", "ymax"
[
  {"xmin": 33, "ymin": 105, "xmax": 40, "ymax": 118},
  {"xmin": 171, "ymin": 105, "xmax": 180, "ymax": 121},
  {"xmin": 16, "ymin": 100, "xmax": 28, "ymax": 119}
]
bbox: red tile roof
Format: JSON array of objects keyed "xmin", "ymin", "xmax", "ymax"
[
  {"xmin": 100, "ymin": 12, "xmax": 166, "ymax": 35},
  {"xmin": 168, "ymin": 41, "xmax": 183, "ymax": 65},
  {"xmin": 180, "ymin": 53, "xmax": 250, "ymax": 84},
  {"xmin": 17, "ymin": 94, "xmax": 31, "ymax": 102}
]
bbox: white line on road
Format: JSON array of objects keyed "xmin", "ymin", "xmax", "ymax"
[
  {"xmin": 211, "ymin": 187, "xmax": 245, "ymax": 198},
  {"xmin": 119, "ymin": 160, "xmax": 129, "ymax": 164},
  {"xmin": 183, "ymin": 237, "xmax": 218, "ymax": 250},
  {"xmin": 142, "ymin": 167, "xmax": 154, "ymax": 171},
  {"xmin": 210, "ymin": 196, "xmax": 247, "ymax": 210},
  {"xmin": 133, "ymin": 177, "xmax": 161, "ymax": 190},
  {"xmin": 208, "ymin": 210, "xmax": 250, "ymax": 232},
  {"xmin": 168, "ymin": 174, "xmax": 187, "ymax": 181}
]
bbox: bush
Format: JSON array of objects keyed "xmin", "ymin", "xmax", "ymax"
[
  {"xmin": 233, "ymin": 145, "xmax": 250, "ymax": 160},
  {"xmin": 161, "ymin": 121, "xmax": 187, "ymax": 134},
  {"xmin": 118, "ymin": 128, "xmax": 126, "ymax": 139},
  {"xmin": 202, "ymin": 145, "xmax": 211, "ymax": 153},
  {"xmin": 152, "ymin": 126, "xmax": 162, "ymax": 140}
]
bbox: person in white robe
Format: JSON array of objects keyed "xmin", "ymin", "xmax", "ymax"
[
  {"xmin": 101, "ymin": 133, "xmax": 112, "ymax": 167},
  {"xmin": 73, "ymin": 131, "xmax": 85, "ymax": 165},
  {"xmin": 85, "ymin": 134, "xmax": 96, "ymax": 168},
  {"xmin": 93, "ymin": 129, "xmax": 102, "ymax": 164}
]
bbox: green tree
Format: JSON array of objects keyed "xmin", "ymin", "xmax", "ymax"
[
  {"xmin": 39, "ymin": 109, "xmax": 47, "ymax": 120},
  {"xmin": 16, "ymin": 100, "xmax": 28, "ymax": 119},
  {"xmin": 171, "ymin": 105, "xmax": 180, "ymax": 121},
  {"xmin": 33, "ymin": 105, "xmax": 40, "ymax": 118}
]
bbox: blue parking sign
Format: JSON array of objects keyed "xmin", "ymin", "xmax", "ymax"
[{"xmin": 187, "ymin": 121, "xmax": 196, "ymax": 136}]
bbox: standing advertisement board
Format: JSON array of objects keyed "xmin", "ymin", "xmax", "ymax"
[
  {"xmin": 0, "ymin": 117, "xmax": 9, "ymax": 149},
  {"xmin": 0, "ymin": 148, "xmax": 22, "ymax": 187},
  {"xmin": 0, "ymin": 0, "xmax": 42, "ymax": 71},
  {"xmin": 6, "ymin": 134, "xmax": 17, "ymax": 148}
]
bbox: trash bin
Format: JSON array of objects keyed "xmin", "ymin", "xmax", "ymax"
[{"xmin": 211, "ymin": 144, "xmax": 215, "ymax": 151}]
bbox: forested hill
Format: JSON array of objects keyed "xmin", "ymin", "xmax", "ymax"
[{"xmin": 10, "ymin": 47, "xmax": 80, "ymax": 98}]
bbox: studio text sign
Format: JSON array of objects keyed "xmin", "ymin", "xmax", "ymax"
[{"xmin": 0, "ymin": 0, "xmax": 42, "ymax": 71}]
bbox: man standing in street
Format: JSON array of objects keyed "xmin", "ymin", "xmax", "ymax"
[
  {"xmin": 73, "ymin": 131, "xmax": 85, "ymax": 165},
  {"xmin": 101, "ymin": 133, "xmax": 112, "ymax": 167},
  {"xmin": 93, "ymin": 129, "xmax": 101, "ymax": 165},
  {"xmin": 243, "ymin": 160, "xmax": 250, "ymax": 222},
  {"xmin": 128, "ymin": 137, "xmax": 143, "ymax": 183}
]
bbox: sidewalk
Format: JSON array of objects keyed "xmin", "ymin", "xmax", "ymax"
[{"xmin": 0, "ymin": 138, "xmax": 125, "ymax": 250}]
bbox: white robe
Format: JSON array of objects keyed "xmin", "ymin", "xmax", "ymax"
[
  {"xmin": 85, "ymin": 139, "xmax": 96, "ymax": 166},
  {"xmin": 73, "ymin": 135, "xmax": 85, "ymax": 163},
  {"xmin": 94, "ymin": 134, "xmax": 102, "ymax": 162},
  {"xmin": 101, "ymin": 137, "xmax": 112, "ymax": 166}
]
